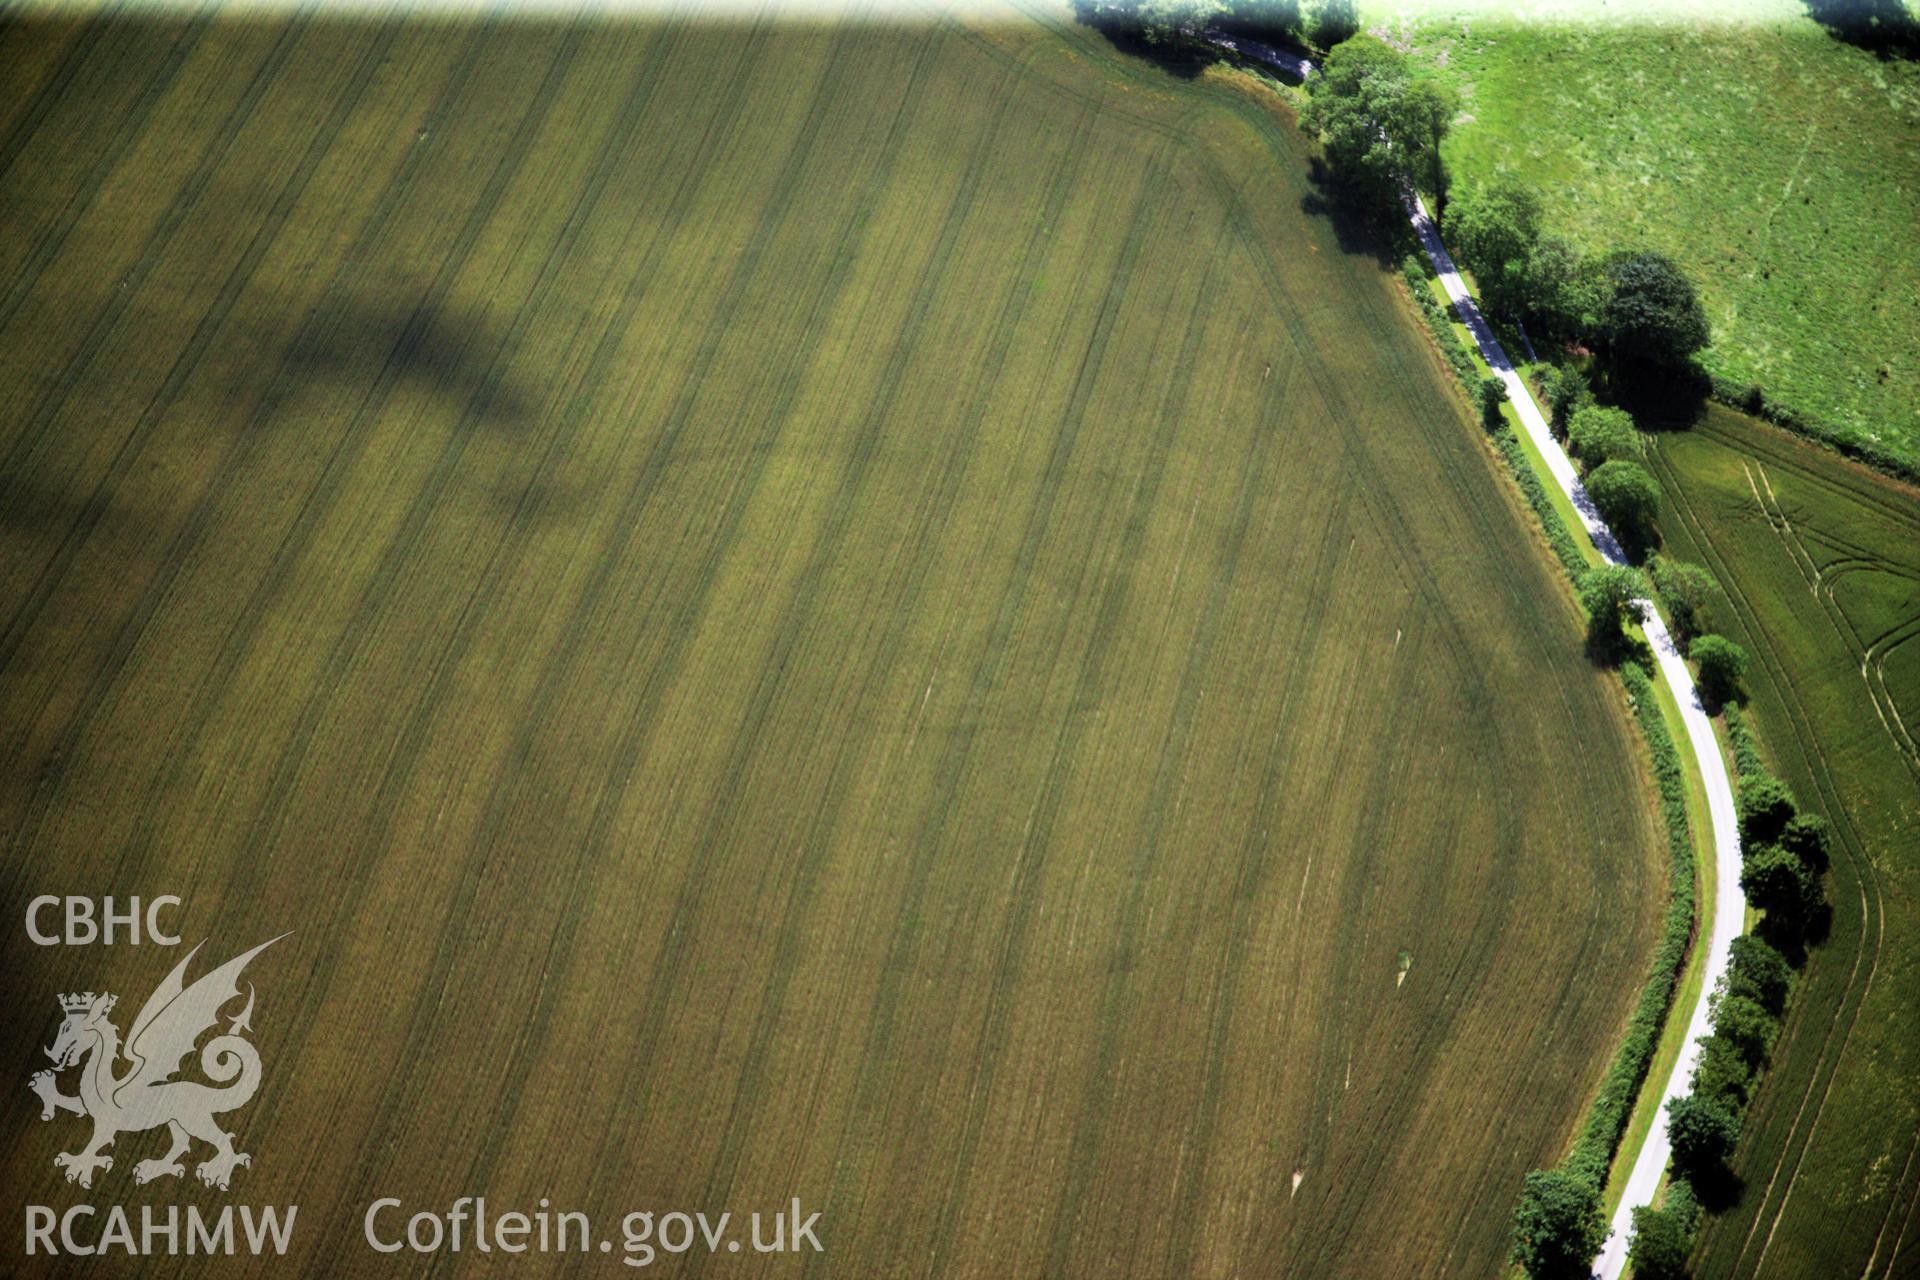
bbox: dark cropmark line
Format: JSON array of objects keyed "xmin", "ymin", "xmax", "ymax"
[
  {"xmin": 0, "ymin": 7, "xmax": 312, "ymax": 468},
  {"xmin": 165, "ymin": 12, "xmax": 591, "ymax": 865},
  {"xmin": 404, "ymin": 20, "xmax": 955, "ymax": 1220},
  {"xmin": 0, "ymin": 15, "xmax": 420, "ymax": 882},
  {"xmin": 214, "ymin": 15, "xmax": 777, "ymax": 1155},
  {"xmin": 574, "ymin": 41, "xmax": 1042, "ymax": 1264},
  {"xmin": 1171, "ymin": 501, "xmax": 1361, "ymax": 1271},
  {"xmin": 987, "ymin": 2, "xmax": 1505, "ymax": 696},
  {"xmin": 134, "ymin": 18, "xmax": 613, "ymax": 1259},
  {"xmin": 185, "ymin": 14, "xmax": 592, "ymax": 943},
  {"xmin": 1143, "ymin": 144, "xmax": 1614, "ymax": 1276},
  {"xmin": 95, "ymin": 15, "xmax": 719, "ymax": 920},
  {"xmin": 793, "ymin": 148, "xmax": 1173, "ymax": 1275},
  {"xmin": 672, "ymin": 56, "xmax": 1107, "ymax": 1264},
  {"xmin": 201, "ymin": 21, "xmax": 607, "ymax": 865},
  {"xmin": 215, "ymin": 19, "xmax": 736, "ymax": 1209},
  {"xmin": 322, "ymin": 18, "xmax": 766, "ymax": 1225},
  {"xmin": 0, "ymin": 8, "xmax": 319, "ymax": 679},
  {"xmin": 793, "ymin": 110, "xmax": 1139, "ymax": 1277},
  {"xmin": 1030, "ymin": 215, "xmax": 1256, "ymax": 1277},
  {"xmin": 1090, "ymin": 94, "xmax": 1551, "ymax": 1274},
  {"xmin": 1338, "ymin": 322, "xmax": 1640, "ymax": 1258},
  {"xmin": 246, "ymin": 24, "xmax": 893, "ymax": 1263},
  {"xmin": 0, "ymin": 0, "xmax": 223, "ymax": 347},
  {"xmin": 451, "ymin": 22, "xmax": 967, "ymax": 1220},
  {"xmin": 913, "ymin": 163, "xmax": 1195, "ymax": 1276},
  {"xmin": 1299, "ymin": 667, "xmax": 1527, "ymax": 1280},
  {"xmin": 0, "ymin": 0, "xmax": 133, "ymax": 186}
]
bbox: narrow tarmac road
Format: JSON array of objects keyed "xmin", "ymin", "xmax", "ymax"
[
  {"xmin": 1406, "ymin": 194, "xmax": 1744, "ymax": 1280},
  {"xmin": 1211, "ymin": 34, "xmax": 1746, "ymax": 1277}
]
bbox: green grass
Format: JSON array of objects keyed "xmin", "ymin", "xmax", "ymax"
[
  {"xmin": 0, "ymin": 8, "xmax": 1676, "ymax": 1276},
  {"xmin": 1389, "ymin": 4, "xmax": 1920, "ymax": 468},
  {"xmin": 1647, "ymin": 406, "xmax": 1920, "ymax": 1278}
]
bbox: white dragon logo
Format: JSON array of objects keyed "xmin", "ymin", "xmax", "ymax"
[{"xmin": 27, "ymin": 935, "xmax": 285, "ymax": 1191}]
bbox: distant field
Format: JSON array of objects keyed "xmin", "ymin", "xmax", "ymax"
[
  {"xmin": 0, "ymin": 8, "xmax": 1664, "ymax": 1276},
  {"xmin": 1396, "ymin": 6, "xmax": 1920, "ymax": 466},
  {"xmin": 1649, "ymin": 409, "xmax": 1920, "ymax": 1279}
]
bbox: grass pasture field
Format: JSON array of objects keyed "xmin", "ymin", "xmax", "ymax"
[
  {"xmin": 0, "ymin": 7, "xmax": 1668, "ymax": 1276},
  {"xmin": 1648, "ymin": 409, "xmax": 1920, "ymax": 1279},
  {"xmin": 1396, "ymin": 3, "xmax": 1920, "ymax": 468}
]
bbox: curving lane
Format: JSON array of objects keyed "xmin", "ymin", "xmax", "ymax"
[
  {"xmin": 1405, "ymin": 195, "xmax": 1745, "ymax": 1278},
  {"xmin": 1211, "ymin": 34, "xmax": 1746, "ymax": 1278}
]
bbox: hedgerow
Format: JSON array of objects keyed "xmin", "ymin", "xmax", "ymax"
[
  {"xmin": 1401, "ymin": 254, "xmax": 1479, "ymax": 383},
  {"xmin": 1491, "ymin": 429, "xmax": 1588, "ymax": 579},
  {"xmin": 1723, "ymin": 702, "xmax": 1765, "ymax": 782},
  {"xmin": 1397, "ymin": 255, "xmax": 1587, "ymax": 578},
  {"xmin": 1555, "ymin": 658, "xmax": 1697, "ymax": 1190},
  {"xmin": 1394, "ymin": 253, "xmax": 1702, "ymax": 1227},
  {"xmin": 1709, "ymin": 375, "xmax": 1920, "ymax": 488}
]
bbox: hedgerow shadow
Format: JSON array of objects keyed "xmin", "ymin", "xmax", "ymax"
[
  {"xmin": 1066, "ymin": 1, "xmax": 1213, "ymax": 78},
  {"xmin": 1804, "ymin": 0, "xmax": 1920, "ymax": 59},
  {"xmin": 1597, "ymin": 361, "xmax": 1711, "ymax": 433},
  {"xmin": 1686, "ymin": 1160, "xmax": 1748, "ymax": 1215},
  {"xmin": 1299, "ymin": 158, "xmax": 1412, "ymax": 266}
]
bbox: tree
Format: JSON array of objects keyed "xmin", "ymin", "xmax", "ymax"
[
  {"xmin": 1307, "ymin": 0, "xmax": 1359, "ymax": 47},
  {"xmin": 1711, "ymin": 993, "xmax": 1778, "ymax": 1068},
  {"xmin": 1395, "ymin": 77, "xmax": 1457, "ymax": 209},
  {"xmin": 1584, "ymin": 459, "xmax": 1662, "ymax": 547},
  {"xmin": 1596, "ymin": 251, "xmax": 1710, "ymax": 373},
  {"xmin": 1521, "ymin": 234, "xmax": 1591, "ymax": 340},
  {"xmin": 1510, "ymin": 1168, "xmax": 1606, "ymax": 1279},
  {"xmin": 1224, "ymin": 0, "xmax": 1301, "ymax": 39},
  {"xmin": 1566, "ymin": 404, "xmax": 1638, "ymax": 469},
  {"xmin": 1446, "ymin": 180, "xmax": 1542, "ymax": 316},
  {"xmin": 1726, "ymin": 933, "xmax": 1793, "ymax": 1015},
  {"xmin": 1300, "ymin": 38, "xmax": 1457, "ymax": 209},
  {"xmin": 1138, "ymin": 0, "xmax": 1229, "ymax": 42},
  {"xmin": 1479, "ymin": 374, "xmax": 1509, "ymax": 425},
  {"xmin": 1649, "ymin": 555, "xmax": 1718, "ymax": 650},
  {"xmin": 1690, "ymin": 1032, "xmax": 1754, "ymax": 1107},
  {"xmin": 1781, "ymin": 812, "xmax": 1831, "ymax": 871},
  {"xmin": 1692, "ymin": 634, "xmax": 1747, "ymax": 706},
  {"xmin": 1538, "ymin": 364, "xmax": 1593, "ymax": 432},
  {"xmin": 1628, "ymin": 1187, "xmax": 1700, "ymax": 1280},
  {"xmin": 1742, "ymin": 842, "xmax": 1814, "ymax": 920},
  {"xmin": 1077, "ymin": 0, "xmax": 1226, "ymax": 44},
  {"xmin": 1578, "ymin": 564, "xmax": 1647, "ymax": 657},
  {"xmin": 1736, "ymin": 774, "xmax": 1797, "ymax": 845},
  {"xmin": 1667, "ymin": 1093, "xmax": 1742, "ymax": 1174}
]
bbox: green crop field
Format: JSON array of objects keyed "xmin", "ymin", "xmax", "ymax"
[
  {"xmin": 0, "ymin": 7, "xmax": 1667, "ymax": 1275},
  {"xmin": 1649, "ymin": 408, "xmax": 1920, "ymax": 1279},
  {"xmin": 1395, "ymin": 2, "xmax": 1920, "ymax": 467}
]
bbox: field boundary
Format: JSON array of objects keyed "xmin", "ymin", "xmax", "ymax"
[
  {"xmin": 1400, "ymin": 192, "xmax": 1743, "ymax": 1279},
  {"xmin": 1221, "ymin": 29, "xmax": 1739, "ymax": 1262},
  {"xmin": 1646, "ymin": 416, "xmax": 1919, "ymax": 1278}
]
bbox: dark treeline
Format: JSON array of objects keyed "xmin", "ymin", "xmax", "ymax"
[{"xmin": 1072, "ymin": 0, "xmax": 1356, "ymax": 48}]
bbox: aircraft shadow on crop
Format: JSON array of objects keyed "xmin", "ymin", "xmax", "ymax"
[{"xmin": 277, "ymin": 298, "xmax": 537, "ymax": 434}]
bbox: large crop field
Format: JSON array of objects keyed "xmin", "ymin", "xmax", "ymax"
[
  {"xmin": 1649, "ymin": 409, "xmax": 1920, "ymax": 1279},
  {"xmin": 1398, "ymin": 2, "xmax": 1920, "ymax": 467},
  {"xmin": 0, "ymin": 7, "xmax": 1665, "ymax": 1275}
]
